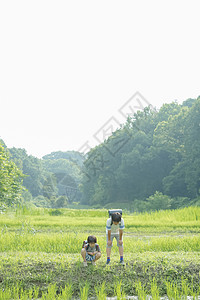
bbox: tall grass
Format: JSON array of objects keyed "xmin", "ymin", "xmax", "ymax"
[
  {"xmin": 79, "ymin": 281, "xmax": 89, "ymax": 300},
  {"xmin": 1, "ymin": 278, "xmax": 200, "ymax": 299},
  {"xmin": 1, "ymin": 231, "xmax": 200, "ymax": 253},
  {"xmin": 1, "ymin": 206, "xmax": 200, "ymax": 233},
  {"xmin": 95, "ymin": 281, "xmax": 107, "ymax": 300},
  {"xmin": 135, "ymin": 281, "xmax": 147, "ymax": 300},
  {"xmin": 150, "ymin": 278, "xmax": 160, "ymax": 300},
  {"xmin": 114, "ymin": 280, "xmax": 126, "ymax": 299}
]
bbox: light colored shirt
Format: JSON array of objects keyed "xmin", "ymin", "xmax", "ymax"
[{"xmin": 106, "ymin": 217, "xmax": 125, "ymax": 234}]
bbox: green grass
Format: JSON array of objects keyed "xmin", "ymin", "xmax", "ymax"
[
  {"xmin": 1, "ymin": 206, "xmax": 200, "ymax": 298},
  {"xmin": 2, "ymin": 206, "xmax": 200, "ymax": 233},
  {"xmin": 1, "ymin": 231, "xmax": 200, "ymax": 253}
]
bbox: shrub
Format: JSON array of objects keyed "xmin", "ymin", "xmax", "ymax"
[{"xmin": 49, "ymin": 209, "xmax": 63, "ymax": 216}]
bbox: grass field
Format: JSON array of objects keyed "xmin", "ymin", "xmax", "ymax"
[{"xmin": 0, "ymin": 206, "xmax": 200, "ymax": 299}]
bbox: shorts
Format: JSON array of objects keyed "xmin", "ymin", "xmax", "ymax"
[
  {"xmin": 85, "ymin": 253, "xmax": 96, "ymax": 261},
  {"xmin": 106, "ymin": 233, "xmax": 123, "ymax": 248}
]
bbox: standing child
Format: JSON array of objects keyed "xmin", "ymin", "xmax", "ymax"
[
  {"xmin": 81, "ymin": 235, "xmax": 101, "ymax": 266},
  {"xmin": 106, "ymin": 211, "xmax": 125, "ymax": 265}
]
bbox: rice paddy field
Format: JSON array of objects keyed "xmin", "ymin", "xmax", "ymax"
[{"xmin": 1, "ymin": 206, "xmax": 200, "ymax": 299}]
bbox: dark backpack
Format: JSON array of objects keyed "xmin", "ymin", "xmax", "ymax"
[
  {"xmin": 82, "ymin": 240, "xmax": 88, "ymax": 249},
  {"xmin": 108, "ymin": 209, "xmax": 122, "ymax": 217},
  {"xmin": 108, "ymin": 209, "xmax": 122, "ymax": 226}
]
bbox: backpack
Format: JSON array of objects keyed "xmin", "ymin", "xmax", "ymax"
[
  {"xmin": 82, "ymin": 240, "xmax": 88, "ymax": 249},
  {"xmin": 108, "ymin": 209, "xmax": 122, "ymax": 226},
  {"xmin": 108, "ymin": 209, "xmax": 122, "ymax": 217}
]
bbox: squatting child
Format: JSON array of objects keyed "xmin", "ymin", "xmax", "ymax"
[{"xmin": 81, "ymin": 235, "xmax": 101, "ymax": 266}]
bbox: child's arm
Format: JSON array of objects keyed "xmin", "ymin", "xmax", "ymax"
[
  {"xmin": 87, "ymin": 251, "xmax": 95, "ymax": 255},
  {"xmin": 88, "ymin": 251, "xmax": 97, "ymax": 255},
  {"xmin": 119, "ymin": 218, "xmax": 125, "ymax": 245},
  {"xmin": 106, "ymin": 218, "xmax": 112, "ymax": 246}
]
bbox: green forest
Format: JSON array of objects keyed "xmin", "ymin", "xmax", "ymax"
[{"xmin": 0, "ymin": 96, "xmax": 200, "ymax": 212}]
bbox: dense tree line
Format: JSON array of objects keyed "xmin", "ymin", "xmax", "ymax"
[
  {"xmin": 80, "ymin": 97, "xmax": 200, "ymax": 211},
  {"xmin": 1, "ymin": 97, "xmax": 199, "ymax": 211},
  {"xmin": 0, "ymin": 144, "xmax": 84, "ymax": 208}
]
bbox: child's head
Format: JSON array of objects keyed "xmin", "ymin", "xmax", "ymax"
[
  {"xmin": 112, "ymin": 212, "xmax": 121, "ymax": 224},
  {"xmin": 87, "ymin": 235, "xmax": 97, "ymax": 247}
]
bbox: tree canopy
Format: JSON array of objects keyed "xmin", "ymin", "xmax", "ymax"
[
  {"xmin": 0, "ymin": 142, "xmax": 24, "ymax": 206},
  {"xmin": 80, "ymin": 97, "xmax": 200, "ymax": 211}
]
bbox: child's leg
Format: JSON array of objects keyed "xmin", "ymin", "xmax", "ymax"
[
  {"xmin": 119, "ymin": 246, "xmax": 125, "ymax": 264},
  {"xmin": 106, "ymin": 247, "xmax": 111, "ymax": 257},
  {"xmin": 119, "ymin": 245, "xmax": 123, "ymax": 257},
  {"xmin": 116, "ymin": 235, "xmax": 124, "ymax": 261},
  {"xmin": 94, "ymin": 252, "xmax": 101, "ymax": 262},
  {"xmin": 106, "ymin": 247, "xmax": 111, "ymax": 264},
  {"xmin": 106, "ymin": 235, "xmax": 113, "ymax": 256},
  {"xmin": 106, "ymin": 234, "xmax": 113, "ymax": 263},
  {"xmin": 81, "ymin": 248, "xmax": 87, "ymax": 262}
]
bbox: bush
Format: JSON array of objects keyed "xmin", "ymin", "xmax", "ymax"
[
  {"xmin": 146, "ymin": 191, "xmax": 172, "ymax": 211},
  {"xmin": 32, "ymin": 195, "xmax": 50, "ymax": 207},
  {"xmin": 190, "ymin": 196, "xmax": 200, "ymax": 207},
  {"xmin": 170, "ymin": 196, "xmax": 190, "ymax": 209},
  {"xmin": 49, "ymin": 209, "xmax": 63, "ymax": 216},
  {"xmin": 131, "ymin": 199, "xmax": 148, "ymax": 213},
  {"xmin": 54, "ymin": 195, "xmax": 68, "ymax": 208}
]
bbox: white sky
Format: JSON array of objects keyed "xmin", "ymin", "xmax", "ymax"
[{"xmin": 0, "ymin": 0, "xmax": 199, "ymax": 158}]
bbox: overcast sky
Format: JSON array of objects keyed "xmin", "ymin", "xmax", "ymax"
[{"xmin": 0, "ymin": 0, "xmax": 199, "ymax": 158}]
